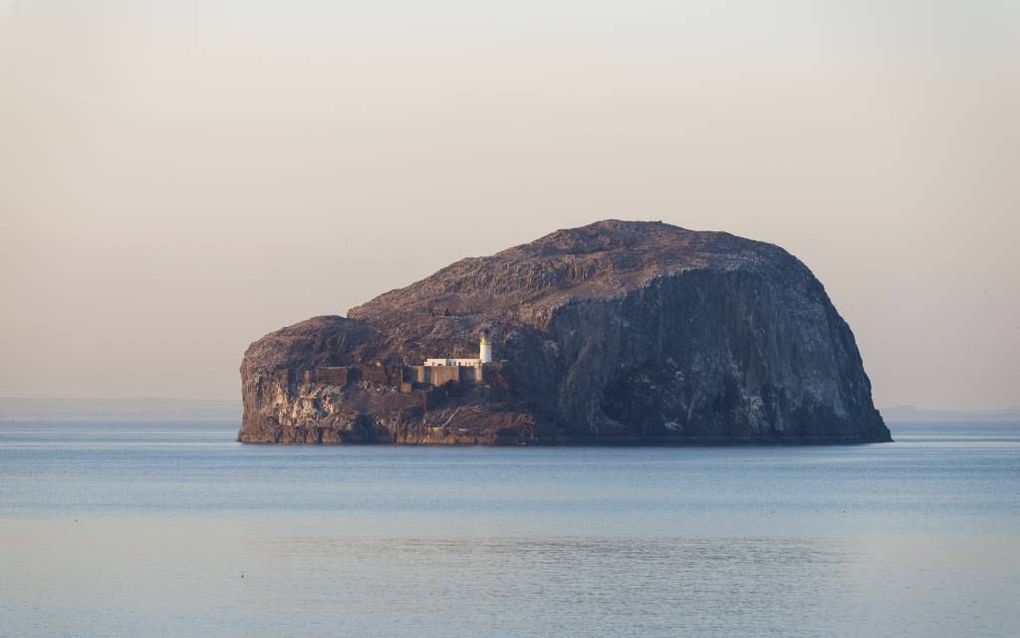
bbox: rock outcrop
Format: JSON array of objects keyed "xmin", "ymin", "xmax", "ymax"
[{"xmin": 238, "ymin": 220, "xmax": 890, "ymax": 445}]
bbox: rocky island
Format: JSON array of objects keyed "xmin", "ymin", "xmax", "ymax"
[{"xmin": 238, "ymin": 220, "xmax": 890, "ymax": 445}]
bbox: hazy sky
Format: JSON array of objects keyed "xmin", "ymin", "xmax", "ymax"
[{"xmin": 2, "ymin": 1, "xmax": 1017, "ymax": 408}]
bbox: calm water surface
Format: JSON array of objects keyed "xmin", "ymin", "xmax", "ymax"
[{"xmin": 1, "ymin": 421, "xmax": 1018, "ymax": 637}]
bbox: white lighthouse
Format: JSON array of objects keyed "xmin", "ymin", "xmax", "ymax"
[{"xmin": 479, "ymin": 330, "xmax": 493, "ymax": 364}]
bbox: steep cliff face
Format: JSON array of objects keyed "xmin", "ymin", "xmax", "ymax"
[{"xmin": 238, "ymin": 220, "xmax": 890, "ymax": 444}]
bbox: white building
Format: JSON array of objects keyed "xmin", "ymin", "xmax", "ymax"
[
  {"xmin": 479, "ymin": 330, "xmax": 492, "ymax": 364},
  {"xmin": 424, "ymin": 357, "xmax": 482, "ymax": 367},
  {"xmin": 423, "ymin": 331, "xmax": 492, "ymax": 367}
]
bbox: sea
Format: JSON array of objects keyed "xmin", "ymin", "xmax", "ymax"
[{"xmin": 1, "ymin": 420, "xmax": 1018, "ymax": 637}]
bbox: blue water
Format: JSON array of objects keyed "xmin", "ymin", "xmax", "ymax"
[{"xmin": 1, "ymin": 421, "xmax": 1018, "ymax": 637}]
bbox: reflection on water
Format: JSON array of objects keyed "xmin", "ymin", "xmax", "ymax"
[
  {"xmin": 249, "ymin": 535, "xmax": 858, "ymax": 635},
  {"xmin": 1, "ymin": 420, "xmax": 1019, "ymax": 636},
  {"xmin": 2, "ymin": 520, "xmax": 862, "ymax": 636}
]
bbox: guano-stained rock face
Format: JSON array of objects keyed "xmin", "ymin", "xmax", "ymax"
[{"xmin": 238, "ymin": 220, "xmax": 891, "ymax": 445}]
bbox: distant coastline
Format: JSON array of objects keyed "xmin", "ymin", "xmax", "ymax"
[
  {"xmin": 0, "ymin": 397, "xmax": 240, "ymax": 421},
  {"xmin": 1, "ymin": 397, "xmax": 1015, "ymax": 425},
  {"xmin": 880, "ymin": 405, "xmax": 1020, "ymax": 423}
]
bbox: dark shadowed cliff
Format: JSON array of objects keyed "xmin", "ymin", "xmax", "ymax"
[{"xmin": 238, "ymin": 220, "xmax": 890, "ymax": 445}]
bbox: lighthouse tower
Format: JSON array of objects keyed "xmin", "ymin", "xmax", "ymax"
[{"xmin": 479, "ymin": 330, "xmax": 493, "ymax": 364}]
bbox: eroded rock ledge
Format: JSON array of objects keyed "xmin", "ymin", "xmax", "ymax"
[{"xmin": 238, "ymin": 220, "xmax": 891, "ymax": 445}]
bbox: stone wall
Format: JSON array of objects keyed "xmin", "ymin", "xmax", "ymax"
[
  {"xmin": 429, "ymin": 365, "xmax": 462, "ymax": 387},
  {"xmin": 316, "ymin": 366, "xmax": 355, "ymax": 386},
  {"xmin": 313, "ymin": 362, "xmax": 506, "ymax": 393}
]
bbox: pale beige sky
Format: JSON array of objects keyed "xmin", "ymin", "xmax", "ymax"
[{"xmin": 1, "ymin": 1, "xmax": 1017, "ymax": 408}]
